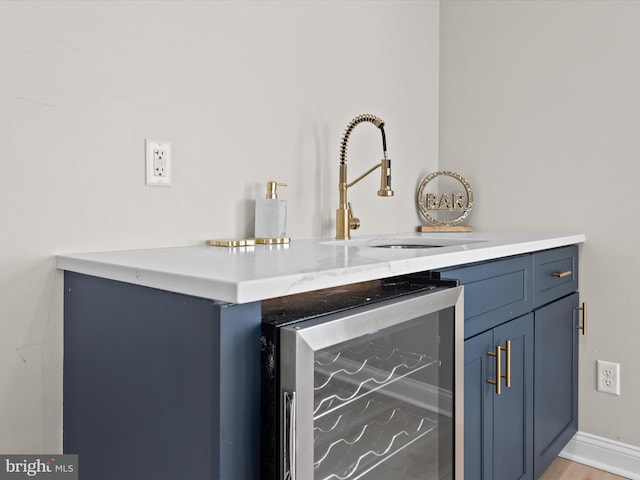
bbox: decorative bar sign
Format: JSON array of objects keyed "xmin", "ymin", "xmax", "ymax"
[{"xmin": 416, "ymin": 171, "xmax": 474, "ymax": 232}]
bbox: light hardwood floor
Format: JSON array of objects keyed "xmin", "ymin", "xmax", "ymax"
[{"xmin": 540, "ymin": 457, "xmax": 630, "ymax": 480}]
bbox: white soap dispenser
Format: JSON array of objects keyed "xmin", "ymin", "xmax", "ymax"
[{"xmin": 254, "ymin": 181, "xmax": 290, "ymax": 244}]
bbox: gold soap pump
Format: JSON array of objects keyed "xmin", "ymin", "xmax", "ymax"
[
  {"xmin": 254, "ymin": 181, "xmax": 291, "ymax": 245},
  {"xmin": 265, "ymin": 181, "xmax": 285, "ymax": 199}
]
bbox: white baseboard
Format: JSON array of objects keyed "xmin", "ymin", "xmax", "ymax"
[{"xmin": 560, "ymin": 431, "xmax": 640, "ymax": 479}]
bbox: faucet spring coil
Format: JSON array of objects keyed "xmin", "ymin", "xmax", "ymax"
[{"xmin": 339, "ymin": 114, "xmax": 385, "ymax": 164}]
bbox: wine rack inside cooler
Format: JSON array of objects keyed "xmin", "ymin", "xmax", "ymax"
[{"xmin": 311, "ymin": 316, "xmax": 453, "ymax": 480}]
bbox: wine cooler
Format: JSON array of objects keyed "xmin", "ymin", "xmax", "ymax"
[{"xmin": 261, "ymin": 277, "xmax": 464, "ymax": 480}]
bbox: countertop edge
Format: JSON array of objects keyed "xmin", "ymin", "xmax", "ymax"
[
  {"xmin": 232, "ymin": 234, "xmax": 586, "ymax": 303},
  {"xmin": 55, "ymin": 256, "xmax": 241, "ymax": 304},
  {"xmin": 55, "ymin": 233, "xmax": 585, "ymax": 304}
]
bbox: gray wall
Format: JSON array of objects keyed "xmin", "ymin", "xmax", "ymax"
[
  {"xmin": 440, "ymin": 1, "xmax": 640, "ymax": 447},
  {"xmin": 0, "ymin": 1, "xmax": 440, "ymax": 452}
]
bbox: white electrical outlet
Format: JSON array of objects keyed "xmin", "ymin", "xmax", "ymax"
[
  {"xmin": 145, "ymin": 139, "xmax": 172, "ymax": 186},
  {"xmin": 597, "ymin": 360, "xmax": 621, "ymax": 395}
]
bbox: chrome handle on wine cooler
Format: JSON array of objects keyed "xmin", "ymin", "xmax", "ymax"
[{"xmin": 283, "ymin": 390, "xmax": 296, "ymax": 480}]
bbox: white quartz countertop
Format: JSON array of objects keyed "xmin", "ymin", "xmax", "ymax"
[{"xmin": 55, "ymin": 231, "xmax": 585, "ymax": 304}]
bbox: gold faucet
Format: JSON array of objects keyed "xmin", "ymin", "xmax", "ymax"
[{"xmin": 336, "ymin": 114, "xmax": 394, "ymax": 239}]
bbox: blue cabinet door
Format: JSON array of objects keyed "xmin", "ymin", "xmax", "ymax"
[
  {"xmin": 494, "ymin": 313, "xmax": 534, "ymax": 480},
  {"xmin": 464, "ymin": 313, "xmax": 534, "ymax": 480},
  {"xmin": 533, "ymin": 293, "xmax": 579, "ymax": 478},
  {"xmin": 464, "ymin": 329, "xmax": 494, "ymax": 480}
]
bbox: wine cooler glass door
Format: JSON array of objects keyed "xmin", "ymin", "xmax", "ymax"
[{"xmin": 280, "ymin": 286, "xmax": 464, "ymax": 480}]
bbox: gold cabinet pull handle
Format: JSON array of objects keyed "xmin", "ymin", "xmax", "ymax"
[
  {"xmin": 576, "ymin": 302, "xmax": 587, "ymax": 336},
  {"xmin": 487, "ymin": 345, "xmax": 503, "ymax": 395},
  {"xmin": 502, "ymin": 340, "xmax": 512, "ymax": 388},
  {"xmin": 552, "ymin": 270, "xmax": 572, "ymax": 278},
  {"xmin": 488, "ymin": 341, "xmax": 512, "ymax": 394}
]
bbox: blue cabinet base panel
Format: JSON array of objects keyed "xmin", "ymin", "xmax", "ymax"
[{"xmin": 63, "ymin": 272, "xmax": 261, "ymax": 480}]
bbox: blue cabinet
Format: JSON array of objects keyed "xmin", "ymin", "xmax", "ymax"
[
  {"xmin": 533, "ymin": 292, "xmax": 579, "ymax": 478},
  {"xmin": 532, "ymin": 246, "xmax": 580, "ymax": 478},
  {"xmin": 464, "ymin": 329, "xmax": 494, "ymax": 479},
  {"xmin": 464, "ymin": 314, "xmax": 534, "ymax": 480},
  {"xmin": 440, "ymin": 245, "xmax": 580, "ymax": 480},
  {"xmin": 438, "ymin": 255, "xmax": 533, "ymax": 339},
  {"xmin": 63, "ymin": 272, "xmax": 262, "ymax": 480}
]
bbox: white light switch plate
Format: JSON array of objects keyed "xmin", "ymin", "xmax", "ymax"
[{"xmin": 145, "ymin": 139, "xmax": 172, "ymax": 186}]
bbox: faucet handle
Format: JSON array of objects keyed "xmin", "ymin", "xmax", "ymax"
[{"xmin": 348, "ymin": 203, "xmax": 361, "ymax": 231}]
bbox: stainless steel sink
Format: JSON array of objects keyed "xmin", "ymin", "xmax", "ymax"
[
  {"xmin": 373, "ymin": 243, "xmax": 443, "ymax": 249},
  {"xmin": 321, "ymin": 236, "xmax": 487, "ymax": 249}
]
